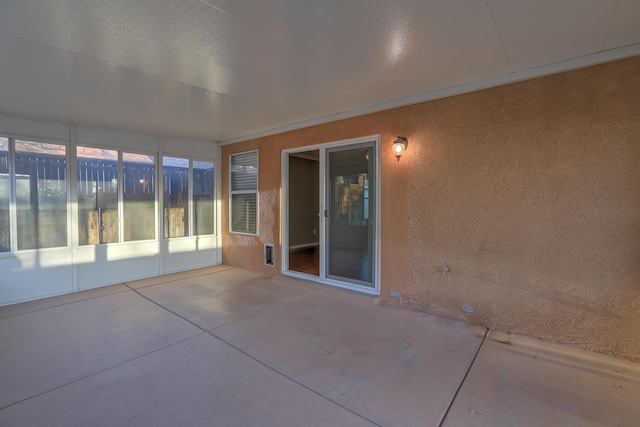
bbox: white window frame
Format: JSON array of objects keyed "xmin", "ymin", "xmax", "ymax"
[
  {"xmin": 121, "ymin": 149, "xmax": 157, "ymax": 243},
  {"xmin": 161, "ymin": 156, "xmax": 216, "ymax": 239},
  {"xmin": 229, "ymin": 150, "xmax": 258, "ymax": 235},
  {"xmin": 191, "ymin": 158, "xmax": 216, "ymax": 237},
  {"xmin": 161, "ymin": 155, "xmax": 191, "ymax": 239},
  {"xmin": 2, "ymin": 136, "xmax": 71, "ymax": 252}
]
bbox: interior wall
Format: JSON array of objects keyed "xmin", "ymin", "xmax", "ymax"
[
  {"xmin": 288, "ymin": 156, "xmax": 319, "ymax": 248},
  {"xmin": 221, "ymin": 57, "xmax": 640, "ymax": 362}
]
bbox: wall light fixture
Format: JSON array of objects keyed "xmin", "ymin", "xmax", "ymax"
[{"xmin": 392, "ymin": 136, "xmax": 408, "ymax": 162}]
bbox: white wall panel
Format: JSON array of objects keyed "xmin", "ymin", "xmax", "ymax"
[
  {"xmin": 75, "ymin": 126, "xmax": 158, "ymax": 152},
  {"xmin": 161, "ymin": 236, "xmax": 220, "ymax": 274},
  {"xmin": 160, "ymin": 136, "xmax": 218, "ymax": 160},
  {"xmin": 0, "ymin": 250, "xmax": 74, "ymax": 305},
  {"xmin": 75, "ymin": 242, "xmax": 160, "ymax": 290},
  {"xmin": 0, "ymin": 114, "xmax": 69, "ymax": 142}
]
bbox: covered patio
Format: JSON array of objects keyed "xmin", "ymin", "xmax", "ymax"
[{"xmin": 1, "ymin": 266, "xmax": 638, "ymax": 426}]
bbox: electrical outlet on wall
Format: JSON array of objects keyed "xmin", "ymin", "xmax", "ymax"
[{"xmin": 462, "ymin": 305, "xmax": 474, "ymax": 313}]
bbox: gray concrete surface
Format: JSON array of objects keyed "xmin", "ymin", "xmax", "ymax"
[{"xmin": 1, "ymin": 267, "xmax": 638, "ymax": 426}]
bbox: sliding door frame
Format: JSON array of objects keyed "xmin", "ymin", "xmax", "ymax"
[{"xmin": 281, "ymin": 134, "xmax": 381, "ymax": 295}]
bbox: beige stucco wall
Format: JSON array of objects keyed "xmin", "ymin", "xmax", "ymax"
[{"xmin": 221, "ymin": 57, "xmax": 640, "ymax": 362}]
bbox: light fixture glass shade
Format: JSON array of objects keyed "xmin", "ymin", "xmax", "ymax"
[{"xmin": 392, "ymin": 136, "xmax": 408, "ymax": 162}]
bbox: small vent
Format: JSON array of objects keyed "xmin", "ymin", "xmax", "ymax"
[{"xmin": 265, "ymin": 244, "xmax": 274, "ymax": 266}]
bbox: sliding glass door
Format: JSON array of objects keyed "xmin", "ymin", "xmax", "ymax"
[
  {"xmin": 283, "ymin": 136, "xmax": 378, "ymax": 294},
  {"xmin": 326, "ymin": 144, "xmax": 375, "ymax": 287}
]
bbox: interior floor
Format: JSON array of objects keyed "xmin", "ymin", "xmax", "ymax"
[
  {"xmin": 288, "ymin": 245, "xmax": 319, "ymax": 276},
  {"xmin": 1, "ymin": 266, "xmax": 638, "ymax": 427}
]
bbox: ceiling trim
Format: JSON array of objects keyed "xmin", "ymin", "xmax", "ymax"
[{"xmin": 220, "ymin": 43, "xmax": 640, "ymax": 146}]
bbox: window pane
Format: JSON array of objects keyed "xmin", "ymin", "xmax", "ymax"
[
  {"xmin": 230, "ymin": 151, "xmax": 257, "ymax": 235},
  {"xmin": 163, "ymin": 156, "xmax": 189, "ymax": 238},
  {"xmin": 123, "ymin": 152, "xmax": 155, "ymax": 241},
  {"xmin": 231, "ymin": 193, "xmax": 257, "ymax": 234},
  {"xmin": 77, "ymin": 147, "xmax": 119, "ymax": 245},
  {"xmin": 194, "ymin": 161, "xmax": 214, "ymax": 236},
  {"xmin": 230, "ymin": 151, "xmax": 257, "ymax": 191},
  {"xmin": 0, "ymin": 138, "xmax": 9, "ymax": 252},
  {"xmin": 15, "ymin": 140, "xmax": 67, "ymax": 250}
]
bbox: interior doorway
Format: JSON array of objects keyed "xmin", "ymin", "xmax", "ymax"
[
  {"xmin": 288, "ymin": 150, "xmax": 320, "ymax": 276},
  {"xmin": 282, "ymin": 136, "xmax": 380, "ymax": 295}
]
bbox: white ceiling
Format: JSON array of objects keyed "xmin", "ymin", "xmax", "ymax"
[{"xmin": 0, "ymin": 0, "xmax": 639, "ymax": 143}]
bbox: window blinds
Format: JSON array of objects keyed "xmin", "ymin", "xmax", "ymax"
[{"xmin": 230, "ymin": 151, "xmax": 258, "ymax": 234}]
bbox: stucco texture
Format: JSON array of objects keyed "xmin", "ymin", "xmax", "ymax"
[{"xmin": 221, "ymin": 57, "xmax": 640, "ymax": 362}]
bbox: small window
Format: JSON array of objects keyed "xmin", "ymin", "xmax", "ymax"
[
  {"xmin": 15, "ymin": 140, "xmax": 68, "ymax": 250},
  {"xmin": 0, "ymin": 138, "xmax": 9, "ymax": 252},
  {"xmin": 230, "ymin": 150, "xmax": 258, "ymax": 235},
  {"xmin": 162, "ymin": 157, "xmax": 215, "ymax": 238},
  {"xmin": 123, "ymin": 152, "xmax": 155, "ymax": 242},
  {"xmin": 193, "ymin": 161, "xmax": 214, "ymax": 236},
  {"xmin": 77, "ymin": 147, "xmax": 119, "ymax": 245},
  {"xmin": 163, "ymin": 156, "xmax": 189, "ymax": 238}
]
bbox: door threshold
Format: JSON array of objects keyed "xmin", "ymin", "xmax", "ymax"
[{"xmin": 281, "ymin": 270, "xmax": 379, "ymax": 296}]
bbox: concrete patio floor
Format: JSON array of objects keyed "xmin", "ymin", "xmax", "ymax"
[{"xmin": 1, "ymin": 266, "xmax": 639, "ymax": 427}]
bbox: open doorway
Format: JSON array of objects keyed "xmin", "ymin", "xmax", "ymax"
[{"xmin": 288, "ymin": 150, "xmax": 319, "ymax": 276}]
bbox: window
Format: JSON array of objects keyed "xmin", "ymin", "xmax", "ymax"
[
  {"xmin": 193, "ymin": 161, "xmax": 214, "ymax": 236},
  {"xmin": 77, "ymin": 147, "xmax": 119, "ymax": 245},
  {"xmin": 230, "ymin": 150, "xmax": 258, "ymax": 234},
  {"xmin": 0, "ymin": 138, "xmax": 9, "ymax": 252},
  {"xmin": 123, "ymin": 152, "xmax": 155, "ymax": 242},
  {"xmin": 162, "ymin": 157, "xmax": 215, "ymax": 238},
  {"xmin": 15, "ymin": 140, "xmax": 67, "ymax": 250},
  {"xmin": 77, "ymin": 148, "xmax": 156, "ymax": 244},
  {"xmin": 1, "ymin": 136, "xmax": 215, "ymax": 251},
  {"xmin": 163, "ymin": 156, "xmax": 189, "ymax": 238}
]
